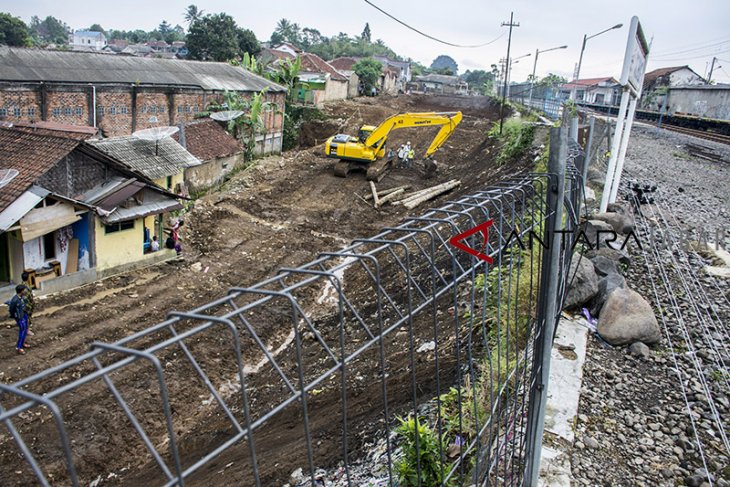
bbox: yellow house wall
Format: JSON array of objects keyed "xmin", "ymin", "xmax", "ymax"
[
  {"xmin": 94, "ymin": 217, "xmax": 144, "ymax": 271},
  {"xmin": 154, "ymin": 171, "xmax": 184, "ymax": 192}
]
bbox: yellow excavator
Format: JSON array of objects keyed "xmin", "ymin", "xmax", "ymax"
[{"xmin": 324, "ymin": 111, "xmax": 463, "ymax": 180}]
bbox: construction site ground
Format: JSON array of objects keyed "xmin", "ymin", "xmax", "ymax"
[{"xmin": 0, "ymin": 94, "xmax": 541, "ymax": 485}]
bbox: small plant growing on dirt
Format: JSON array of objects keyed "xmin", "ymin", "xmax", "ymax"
[
  {"xmin": 488, "ymin": 118, "xmax": 536, "ymax": 166},
  {"xmin": 395, "ymin": 415, "xmax": 452, "ymax": 487}
]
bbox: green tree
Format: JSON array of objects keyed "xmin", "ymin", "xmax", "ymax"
[
  {"xmin": 158, "ymin": 20, "xmax": 172, "ymax": 36},
  {"xmin": 270, "ymin": 18, "xmax": 301, "ymax": 47},
  {"xmin": 353, "ymin": 57, "xmax": 383, "ymax": 95},
  {"xmin": 183, "ymin": 4, "xmax": 205, "ymax": 25},
  {"xmin": 0, "ymin": 13, "xmax": 31, "ymax": 46},
  {"xmin": 300, "ymin": 27, "xmax": 323, "ymax": 50},
  {"xmin": 361, "ymin": 22, "xmax": 371, "ymax": 42},
  {"xmin": 29, "ymin": 15, "xmax": 69, "ymax": 45},
  {"xmin": 88, "ymin": 23, "xmax": 105, "ymax": 34},
  {"xmin": 410, "ymin": 61, "xmax": 427, "ymax": 76},
  {"xmin": 187, "ymin": 13, "xmax": 255, "ymax": 61},
  {"xmin": 430, "ymin": 55, "xmax": 458, "ymax": 75},
  {"xmin": 237, "ymin": 28, "xmax": 260, "ymax": 57},
  {"xmin": 213, "ymin": 90, "xmax": 270, "ymax": 160},
  {"xmin": 463, "ymin": 69, "xmax": 496, "ymax": 95},
  {"xmin": 538, "ymin": 73, "xmax": 567, "ymax": 88}
]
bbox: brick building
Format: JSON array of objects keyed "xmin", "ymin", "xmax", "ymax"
[{"xmin": 0, "ymin": 47, "xmax": 287, "ymax": 153}]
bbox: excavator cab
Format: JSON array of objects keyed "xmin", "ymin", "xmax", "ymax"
[{"xmin": 358, "ymin": 125, "xmax": 376, "ymax": 143}]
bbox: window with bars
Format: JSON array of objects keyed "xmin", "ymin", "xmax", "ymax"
[
  {"xmin": 13, "ymin": 107, "xmax": 21, "ymax": 117},
  {"xmin": 109, "ymin": 106, "xmax": 117, "ymax": 115},
  {"xmin": 28, "ymin": 107, "xmax": 35, "ymax": 117},
  {"xmin": 0, "ymin": 108, "xmax": 7, "ymax": 117},
  {"xmin": 64, "ymin": 108, "xmax": 72, "ymax": 116},
  {"xmin": 52, "ymin": 108, "xmax": 61, "ymax": 117},
  {"xmin": 121, "ymin": 106, "xmax": 128, "ymax": 114}
]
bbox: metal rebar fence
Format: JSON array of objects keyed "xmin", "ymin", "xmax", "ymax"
[{"xmin": 0, "ymin": 129, "xmax": 583, "ymax": 487}]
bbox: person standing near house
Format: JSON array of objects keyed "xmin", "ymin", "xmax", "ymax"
[
  {"xmin": 7, "ymin": 285, "xmax": 30, "ymax": 354},
  {"xmin": 20, "ymin": 272, "xmax": 35, "ymax": 337},
  {"xmin": 150, "ymin": 236, "xmax": 160, "ymax": 252}
]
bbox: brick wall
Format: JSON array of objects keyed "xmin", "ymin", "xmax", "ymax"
[
  {"xmin": 0, "ymin": 83, "xmax": 287, "ymax": 139},
  {"xmin": 0, "ymin": 88, "xmax": 41, "ymax": 122},
  {"xmin": 95, "ymin": 91, "xmax": 133, "ymax": 137},
  {"xmin": 37, "ymin": 149, "xmax": 116, "ymax": 196},
  {"xmin": 171, "ymin": 92, "xmax": 210, "ymax": 125},
  {"xmin": 46, "ymin": 89, "xmax": 89, "ymax": 126},
  {"xmin": 135, "ymin": 91, "xmax": 172, "ymax": 130}
]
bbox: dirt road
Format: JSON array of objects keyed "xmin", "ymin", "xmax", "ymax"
[{"xmin": 0, "ymin": 94, "xmax": 532, "ymax": 485}]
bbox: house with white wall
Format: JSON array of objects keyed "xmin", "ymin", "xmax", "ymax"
[{"xmin": 72, "ymin": 30, "xmax": 107, "ymax": 51}]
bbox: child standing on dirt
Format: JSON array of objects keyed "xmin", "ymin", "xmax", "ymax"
[
  {"xmin": 7, "ymin": 285, "xmax": 30, "ymax": 355},
  {"xmin": 20, "ymin": 272, "xmax": 35, "ymax": 336}
]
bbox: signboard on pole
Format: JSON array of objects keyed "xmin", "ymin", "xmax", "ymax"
[
  {"xmin": 620, "ymin": 17, "xmax": 649, "ymax": 96},
  {"xmin": 600, "ymin": 16, "xmax": 649, "ymax": 212}
]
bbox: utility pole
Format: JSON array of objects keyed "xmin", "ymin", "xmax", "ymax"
[
  {"xmin": 499, "ymin": 12, "xmax": 519, "ymax": 135},
  {"xmin": 707, "ymin": 57, "xmax": 717, "ymax": 84}
]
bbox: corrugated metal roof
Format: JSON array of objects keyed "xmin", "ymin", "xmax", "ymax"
[
  {"xmin": 87, "ymin": 136, "xmax": 201, "ymax": 180},
  {"xmin": 0, "ymin": 47, "xmax": 287, "ymax": 93},
  {"xmin": 104, "ymin": 189, "xmax": 182, "ymax": 223}
]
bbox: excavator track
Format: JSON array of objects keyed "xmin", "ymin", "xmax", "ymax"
[
  {"xmin": 333, "ymin": 161, "xmax": 351, "ymax": 178},
  {"xmin": 366, "ymin": 158, "xmax": 392, "ymax": 182}
]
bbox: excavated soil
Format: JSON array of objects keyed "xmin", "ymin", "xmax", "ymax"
[{"xmin": 0, "ymin": 94, "xmax": 538, "ymax": 486}]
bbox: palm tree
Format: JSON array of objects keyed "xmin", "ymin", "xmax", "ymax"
[{"xmin": 183, "ymin": 5, "xmax": 204, "ymax": 25}]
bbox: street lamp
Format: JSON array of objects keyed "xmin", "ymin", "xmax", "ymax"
[
  {"xmin": 575, "ymin": 23, "xmax": 623, "ymax": 83},
  {"xmin": 528, "ymin": 45, "xmax": 568, "ymax": 105},
  {"xmin": 507, "ymin": 53, "xmax": 531, "ymax": 97}
]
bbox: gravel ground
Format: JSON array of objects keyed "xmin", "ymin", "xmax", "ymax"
[{"xmin": 571, "ymin": 125, "xmax": 730, "ymax": 486}]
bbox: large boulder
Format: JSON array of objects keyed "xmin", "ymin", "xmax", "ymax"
[
  {"xmin": 597, "ymin": 287, "xmax": 661, "ymax": 345},
  {"xmin": 564, "ymin": 256, "xmax": 599, "ymax": 309},
  {"xmin": 583, "ymin": 220, "xmax": 615, "ymax": 248},
  {"xmin": 591, "ymin": 255, "xmax": 620, "ymax": 277},
  {"xmin": 590, "ymin": 272, "xmax": 626, "ymax": 316},
  {"xmin": 585, "ymin": 247, "xmax": 631, "ymax": 266},
  {"xmin": 591, "ymin": 211, "xmax": 635, "ymax": 235}
]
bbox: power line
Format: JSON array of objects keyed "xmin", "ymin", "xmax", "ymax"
[
  {"xmin": 650, "ymin": 36, "xmax": 730, "ymax": 57},
  {"xmin": 651, "ymin": 42, "xmax": 730, "ymax": 61},
  {"xmin": 363, "ymin": 0, "xmax": 505, "ymax": 48},
  {"xmin": 650, "ymin": 47, "xmax": 730, "ymax": 63}
]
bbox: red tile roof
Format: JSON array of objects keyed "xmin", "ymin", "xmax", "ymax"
[
  {"xmin": 562, "ymin": 77, "xmax": 618, "ymax": 89},
  {"xmin": 263, "ymin": 48, "xmax": 295, "ymax": 61},
  {"xmin": 642, "ymin": 66, "xmax": 701, "ymax": 89},
  {"xmin": 11, "ymin": 121, "xmax": 98, "ymax": 140},
  {"xmin": 172, "ymin": 119, "xmax": 242, "ymax": 161},
  {"xmin": 0, "ymin": 128, "xmax": 80, "ymax": 212},
  {"xmin": 299, "ymin": 53, "xmax": 348, "ymax": 81},
  {"xmin": 330, "ymin": 57, "xmax": 358, "ymax": 71}
]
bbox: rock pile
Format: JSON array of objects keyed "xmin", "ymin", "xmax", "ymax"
[{"xmin": 565, "ymin": 203, "xmax": 659, "ymax": 348}]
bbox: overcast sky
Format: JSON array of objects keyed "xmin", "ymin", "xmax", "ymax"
[{"xmin": 5, "ymin": 0, "xmax": 730, "ymax": 83}]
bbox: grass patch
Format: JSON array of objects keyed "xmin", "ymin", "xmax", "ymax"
[{"xmin": 489, "ymin": 118, "xmax": 536, "ymax": 166}]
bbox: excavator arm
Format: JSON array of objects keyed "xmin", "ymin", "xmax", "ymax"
[{"xmin": 363, "ymin": 112, "xmax": 463, "ymax": 157}]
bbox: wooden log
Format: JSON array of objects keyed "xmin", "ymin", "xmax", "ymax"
[
  {"xmin": 353, "ymin": 192, "xmax": 373, "ymax": 208},
  {"xmin": 375, "ymin": 188, "xmax": 405, "ymax": 208},
  {"xmin": 402, "ymin": 180, "xmax": 461, "ymax": 209},
  {"xmin": 398, "ymin": 180, "xmax": 460, "ymax": 205},
  {"xmin": 364, "ymin": 185, "xmax": 411, "ymax": 200},
  {"xmin": 369, "ymin": 181, "xmax": 380, "ymax": 207}
]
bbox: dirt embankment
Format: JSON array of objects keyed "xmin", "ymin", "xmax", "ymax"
[{"xmin": 0, "ymin": 93, "xmax": 538, "ymax": 486}]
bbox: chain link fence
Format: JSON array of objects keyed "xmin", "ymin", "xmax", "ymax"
[{"xmin": 1, "ymin": 126, "xmax": 584, "ymax": 486}]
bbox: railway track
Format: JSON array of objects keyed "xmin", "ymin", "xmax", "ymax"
[{"xmin": 660, "ymin": 123, "xmax": 730, "ymax": 146}]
